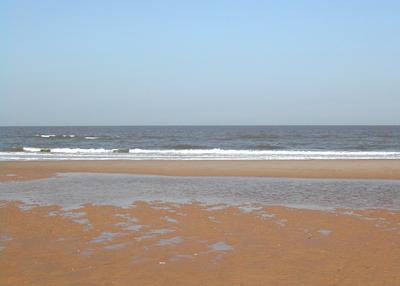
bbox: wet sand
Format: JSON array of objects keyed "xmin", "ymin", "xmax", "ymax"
[
  {"xmin": 1, "ymin": 159, "xmax": 400, "ymax": 181},
  {"xmin": 1, "ymin": 201, "xmax": 399, "ymax": 286},
  {"xmin": 0, "ymin": 162, "xmax": 400, "ymax": 285}
]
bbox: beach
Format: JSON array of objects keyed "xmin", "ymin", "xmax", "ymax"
[
  {"xmin": 1, "ymin": 159, "xmax": 400, "ymax": 181},
  {"xmin": 3, "ymin": 0, "xmax": 400, "ymax": 283},
  {"xmin": 1, "ymin": 160, "xmax": 400, "ymax": 285}
]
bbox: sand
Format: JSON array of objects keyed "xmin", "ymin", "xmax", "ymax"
[
  {"xmin": 0, "ymin": 161, "xmax": 399, "ymax": 285},
  {"xmin": 1, "ymin": 201, "xmax": 399, "ymax": 286},
  {"xmin": 1, "ymin": 159, "xmax": 400, "ymax": 181}
]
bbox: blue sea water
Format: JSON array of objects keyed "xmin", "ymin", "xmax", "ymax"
[{"xmin": 0, "ymin": 126, "xmax": 399, "ymax": 160}]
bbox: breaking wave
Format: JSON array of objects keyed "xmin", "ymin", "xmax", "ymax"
[
  {"xmin": 35, "ymin": 134, "xmax": 77, "ymax": 139},
  {"xmin": 0, "ymin": 147, "xmax": 399, "ymax": 160},
  {"xmin": 34, "ymin": 134, "xmax": 103, "ymax": 140}
]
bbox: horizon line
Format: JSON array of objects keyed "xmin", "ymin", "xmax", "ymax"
[{"xmin": 1, "ymin": 124, "xmax": 400, "ymax": 127}]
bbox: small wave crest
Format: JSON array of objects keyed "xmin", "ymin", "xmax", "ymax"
[
  {"xmin": 35, "ymin": 134, "xmax": 105, "ymax": 140},
  {"xmin": 35, "ymin": 134, "xmax": 76, "ymax": 139},
  {"xmin": 36, "ymin": 134, "xmax": 57, "ymax": 138}
]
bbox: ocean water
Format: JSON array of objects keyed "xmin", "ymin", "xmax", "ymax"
[{"xmin": 0, "ymin": 126, "xmax": 399, "ymax": 160}]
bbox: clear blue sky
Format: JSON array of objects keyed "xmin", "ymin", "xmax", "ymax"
[{"xmin": 1, "ymin": 0, "xmax": 399, "ymax": 125}]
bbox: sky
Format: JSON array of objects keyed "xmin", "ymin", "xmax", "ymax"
[{"xmin": 1, "ymin": 0, "xmax": 399, "ymax": 125}]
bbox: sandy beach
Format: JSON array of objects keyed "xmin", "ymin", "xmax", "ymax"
[
  {"xmin": 1, "ymin": 159, "xmax": 400, "ymax": 181},
  {"xmin": 0, "ymin": 160, "xmax": 399, "ymax": 285},
  {"xmin": 1, "ymin": 200, "xmax": 399, "ymax": 285}
]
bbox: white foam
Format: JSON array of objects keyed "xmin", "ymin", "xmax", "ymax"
[
  {"xmin": 51, "ymin": 148, "xmax": 111, "ymax": 154},
  {"xmin": 2, "ymin": 148, "xmax": 400, "ymax": 160},
  {"xmin": 23, "ymin": 147, "xmax": 42, "ymax": 152},
  {"xmin": 36, "ymin": 134, "xmax": 76, "ymax": 138},
  {"xmin": 36, "ymin": 134, "xmax": 56, "ymax": 138}
]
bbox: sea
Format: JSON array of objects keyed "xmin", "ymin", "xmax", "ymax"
[{"xmin": 0, "ymin": 125, "xmax": 400, "ymax": 160}]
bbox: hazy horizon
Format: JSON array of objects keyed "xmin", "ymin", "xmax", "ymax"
[
  {"xmin": 2, "ymin": 1, "xmax": 400, "ymax": 126},
  {"xmin": 2, "ymin": 124, "xmax": 400, "ymax": 127}
]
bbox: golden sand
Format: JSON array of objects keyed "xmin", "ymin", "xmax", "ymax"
[
  {"xmin": 0, "ymin": 161, "xmax": 399, "ymax": 285},
  {"xmin": 0, "ymin": 201, "xmax": 399, "ymax": 286},
  {"xmin": 1, "ymin": 159, "xmax": 400, "ymax": 181}
]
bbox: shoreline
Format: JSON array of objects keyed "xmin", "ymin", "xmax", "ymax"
[
  {"xmin": 1, "ymin": 160, "xmax": 400, "ymax": 285},
  {"xmin": 1, "ymin": 159, "xmax": 400, "ymax": 181}
]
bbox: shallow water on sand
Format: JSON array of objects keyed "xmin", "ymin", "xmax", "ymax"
[{"xmin": 0, "ymin": 173, "xmax": 399, "ymax": 210}]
